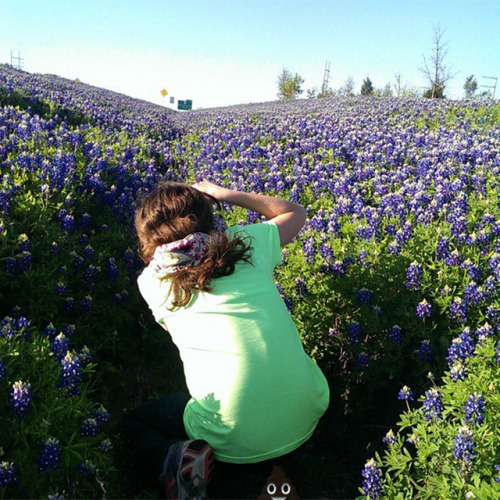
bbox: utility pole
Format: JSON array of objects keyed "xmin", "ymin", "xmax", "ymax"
[
  {"xmin": 481, "ymin": 76, "xmax": 497, "ymax": 100},
  {"xmin": 321, "ymin": 60, "xmax": 331, "ymax": 95},
  {"xmin": 10, "ymin": 51, "xmax": 24, "ymax": 70}
]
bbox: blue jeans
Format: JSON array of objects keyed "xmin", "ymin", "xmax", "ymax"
[{"xmin": 118, "ymin": 393, "xmax": 191, "ymax": 486}]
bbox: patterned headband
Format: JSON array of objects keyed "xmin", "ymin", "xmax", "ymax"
[{"xmin": 149, "ymin": 214, "xmax": 227, "ymax": 276}]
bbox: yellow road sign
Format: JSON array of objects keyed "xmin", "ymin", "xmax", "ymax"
[{"xmin": 161, "ymin": 89, "xmax": 168, "ymax": 96}]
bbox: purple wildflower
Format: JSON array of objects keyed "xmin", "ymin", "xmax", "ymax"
[
  {"xmin": 416, "ymin": 299, "xmax": 431, "ymax": 319},
  {"xmin": 357, "ymin": 288, "xmax": 372, "ymax": 306},
  {"xmin": 452, "ymin": 426, "xmax": 476, "ymax": 466},
  {"xmin": 38, "ymin": 438, "xmax": 63, "ymax": 473},
  {"xmin": 405, "ymin": 261, "xmax": 422, "ymax": 291},
  {"xmin": 464, "ymin": 393, "xmax": 485, "ymax": 425},
  {"xmin": 422, "ymin": 388, "xmax": 443, "ymax": 421},
  {"xmin": 389, "ymin": 325, "xmax": 402, "ymax": 344},
  {"xmin": 361, "ymin": 458, "xmax": 382, "ymax": 499},
  {"xmin": 398, "ymin": 386, "xmax": 414, "ymax": 401},
  {"xmin": 10, "ymin": 380, "xmax": 32, "ymax": 418},
  {"xmin": 80, "ymin": 418, "xmax": 99, "ymax": 437},
  {"xmin": 0, "ymin": 462, "xmax": 18, "ymax": 487}
]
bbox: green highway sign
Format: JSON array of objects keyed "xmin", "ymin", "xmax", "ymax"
[{"xmin": 177, "ymin": 99, "xmax": 193, "ymax": 110}]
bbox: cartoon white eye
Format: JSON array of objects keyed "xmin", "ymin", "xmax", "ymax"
[
  {"xmin": 267, "ymin": 482, "xmax": 277, "ymax": 495},
  {"xmin": 282, "ymin": 482, "xmax": 291, "ymax": 495}
]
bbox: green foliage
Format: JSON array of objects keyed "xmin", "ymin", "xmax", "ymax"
[
  {"xmin": 361, "ymin": 78, "xmax": 375, "ymax": 96},
  {"xmin": 362, "ymin": 339, "xmax": 500, "ymax": 499},
  {"xmin": 0, "ymin": 324, "xmax": 113, "ymax": 499},
  {"xmin": 276, "ymin": 68, "xmax": 304, "ymax": 100}
]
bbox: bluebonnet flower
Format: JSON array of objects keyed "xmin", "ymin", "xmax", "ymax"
[
  {"xmin": 79, "ymin": 233, "xmax": 89, "ymax": 246},
  {"xmin": 496, "ymin": 342, "xmax": 500, "ymax": 364},
  {"xmin": 389, "ymin": 325, "xmax": 402, "ymax": 344},
  {"xmin": 38, "ymin": 438, "xmax": 63, "ymax": 473},
  {"xmin": 302, "ymin": 237, "xmax": 316, "ymax": 265},
  {"xmin": 55, "ymin": 282, "xmax": 67, "ymax": 295},
  {"xmin": 398, "ymin": 386, "xmax": 414, "ymax": 401},
  {"xmin": 80, "ymin": 418, "xmax": 99, "ymax": 437},
  {"xmin": 422, "ymin": 388, "xmax": 443, "ymax": 421},
  {"xmin": 43, "ymin": 323, "xmax": 57, "ymax": 340},
  {"xmin": 347, "ymin": 321, "xmax": 361, "ymax": 344},
  {"xmin": 357, "ymin": 288, "xmax": 372, "ymax": 306},
  {"xmin": 50, "ymin": 241, "xmax": 59, "ymax": 254},
  {"xmin": 445, "ymin": 249, "xmax": 462, "ymax": 267},
  {"xmin": 0, "ymin": 461, "xmax": 18, "ymax": 487},
  {"xmin": 78, "ymin": 295, "xmax": 93, "ymax": 315},
  {"xmin": 82, "ymin": 245, "xmax": 94, "ymax": 261},
  {"xmin": 276, "ymin": 284, "xmax": 293, "ymax": 312},
  {"xmin": 405, "ymin": 261, "xmax": 422, "ymax": 291},
  {"xmin": 10, "ymin": 380, "xmax": 32, "ymax": 418},
  {"xmin": 93, "ymin": 405, "xmax": 110, "ymax": 424},
  {"xmin": 79, "ymin": 346, "xmax": 92, "ymax": 367},
  {"xmin": 80, "ymin": 213, "xmax": 91, "ymax": 229},
  {"xmin": 98, "ymin": 439, "xmax": 113, "ymax": 453},
  {"xmin": 447, "ymin": 328, "xmax": 475, "ymax": 366},
  {"xmin": 416, "ymin": 299, "xmax": 431, "ymax": 319},
  {"xmin": 106, "ymin": 258, "xmax": 119, "ymax": 280},
  {"xmin": 61, "ymin": 213, "xmax": 75, "ymax": 233},
  {"xmin": 0, "ymin": 358, "xmax": 7, "ymax": 381},
  {"xmin": 387, "ymin": 241, "xmax": 401, "ymax": 255},
  {"xmin": 5, "ymin": 257, "xmax": 18, "ymax": 274},
  {"xmin": 357, "ymin": 352, "xmax": 369, "ymax": 368},
  {"xmin": 51, "ymin": 334, "xmax": 69, "ymax": 362},
  {"xmin": 494, "ymin": 464, "xmax": 500, "ymax": 483},
  {"xmin": 361, "ymin": 458, "xmax": 382, "ymax": 499},
  {"xmin": 84, "ymin": 264, "xmax": 99, "ymax": 283},
  {"xmin": 382, "ymin": 429, "xmax": 397, "ymax": 446},
  {"xmin": 452, "ymin": 426, "xmax": 476, "ymax": 466},
  {"xmin": 123, "ymin": 248, "xmax": 135, "ymax": 270},
  {"xmin": 59, "ymin": 351, "xmax": 82, "ymax": 396},
  {"xmin": 464, "ymin": 393, "xmax": 485, "ymax": 425},
  {"xmin": 449, "ymin": 297, "xmax": 467, "ymax": 324},
  {"xmin": 17, "ymin": 234, "xmax": 31, "ymax": 252},
  {"xmin": 70, "ymin": 252, "xmax": 84, "ymax": 270},
  {"xmin": 62, "ymin": 324, "xmax": 75, "ymax": 337},
  {"xmin": 463, "ymin": 282, "xmax": 484, "ymax": 306},
  {"xmin": 449, "ymin": 361, "xmax": 466, "ymax": 381},
  {"xmin": 417, "ymin": 340, "xmax": 433, "ymax": 363},
  {"xmin": 294, "ymin": 277, "xmax": 308, "ymax": 298},
  {"xmin": 475, "ymin": 323, "xmax": 494, "ymax": 343},
  {"xmin": 79, "ymin": 459, "xmax": 96, "ymax": 475},
  {"xmin": 461, "ymin": 259, "xmax": 482, "ymax": 282}
]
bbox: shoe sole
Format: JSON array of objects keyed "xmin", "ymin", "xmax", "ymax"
[{"xmin": 178, "ymin": 439, "xmax": 214, "ymax": 499}]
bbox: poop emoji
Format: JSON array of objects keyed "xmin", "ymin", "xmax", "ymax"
[{"xmin": 257, "ymin": 465, "xmax": 299, "ymax": 500}]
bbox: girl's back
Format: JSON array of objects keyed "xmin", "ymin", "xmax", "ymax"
[{"xmin": 138, "ymin": 221, "xmax": 329, "ymax": 464}]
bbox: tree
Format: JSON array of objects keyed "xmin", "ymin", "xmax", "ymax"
[
  {"xmin": 318, "ymin": 87, "xmax": 334, "ymax": 98},
  {"xmin": 306, "ymin": 87, "xmax": 318, "ymax": 99},
  {"xmin": 374, "ymin": 83, "xmax": 393, "ymax": 98},
  {"xmin": 419, "ymin": 24, "xmax": 456, "ymax": 98},
  {"xmin": 463, "ymin": 75, "xmax": 478, "ymax": 99},
  {"xmin": 361, "ymin": 77, "xmax": 374, "ymax": 96},
  {"xmin": 337, "ymin": 76, "xmax": 355, "ymax": 97},
  {"xmin": 277, "ymin": 68, "xmax": 304, "ymax": 100}
]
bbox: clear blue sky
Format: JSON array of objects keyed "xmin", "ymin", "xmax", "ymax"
[{"xmin": 1, "ymin": 0, "xmax": 499, "ymax": 108}]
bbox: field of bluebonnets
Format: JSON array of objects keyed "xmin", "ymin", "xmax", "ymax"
[{"xmin": 1, "ymin": 62, "xmax": 500, "ymax": 499}]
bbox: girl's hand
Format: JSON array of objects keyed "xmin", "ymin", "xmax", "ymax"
[{"xmin": 192, "ymin": 181, "xmax": 230, "ymax": 202}]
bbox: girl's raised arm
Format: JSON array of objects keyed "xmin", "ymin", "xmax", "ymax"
[{"xmin": 192, "ymin": 181, "xmax": 306, "ymax": 246}]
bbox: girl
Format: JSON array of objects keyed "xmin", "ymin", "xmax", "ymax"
[{"xmin": 120, "ymin": 180, "xmax": 329, "ymax": 499}]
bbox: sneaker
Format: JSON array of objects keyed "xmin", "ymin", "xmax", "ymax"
[{"xmin": 160, "ymin": 439, "xmax": 215, "ymax": 499}]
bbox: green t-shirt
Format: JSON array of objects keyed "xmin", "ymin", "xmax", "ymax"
[{"xmin": 137, "ymin": 221, "xmax": 329, "ymax": 463}]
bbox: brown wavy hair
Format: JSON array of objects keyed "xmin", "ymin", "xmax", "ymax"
[{"xmin": 134, "ymin": 181, "xmax": 253, "ymax": 309}]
